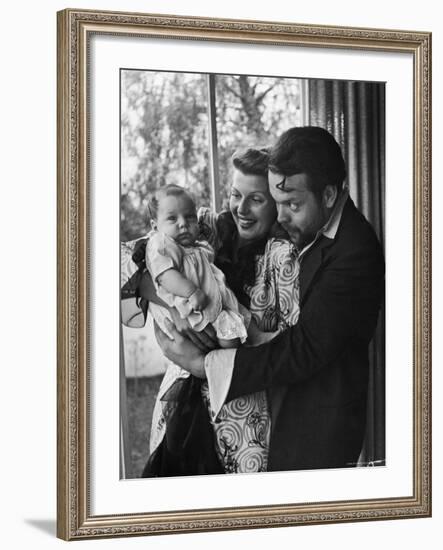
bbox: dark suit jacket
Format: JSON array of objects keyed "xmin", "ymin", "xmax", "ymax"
[{"xmin": 226, "ymin": 198, "xmax": 385, "ymax": 472}]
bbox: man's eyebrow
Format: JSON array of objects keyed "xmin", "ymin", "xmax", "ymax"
[{"xmin": 276, "ymin": 176, "xmax": 287, "ymax": 191}]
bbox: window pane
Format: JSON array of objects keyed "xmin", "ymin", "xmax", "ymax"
[
  {"xmin": 121, "ymin": 70, "xmax": 210, "ymax": 241},
  {"xmin": 215, "ymin": 74, "xmax": 302, "ymax": 208}
]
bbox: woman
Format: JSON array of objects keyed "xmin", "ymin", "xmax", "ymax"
[{"xmin": 121, "ymin": 148, "xmax": 300, "ymax": 475}]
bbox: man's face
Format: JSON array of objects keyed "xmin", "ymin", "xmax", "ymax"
[{"xmin": 268, "ymin": 171, "xmax": 330, "ymax": 250}]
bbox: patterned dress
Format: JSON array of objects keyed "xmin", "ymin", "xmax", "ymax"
[{"xmin": 199, "ymin": 209, "xmax": 300, "ymax": 473}]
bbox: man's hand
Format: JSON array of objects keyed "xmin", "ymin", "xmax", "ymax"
[
  {"xmin": 168, "ymin": 307, "xmax": 218, "ymax": 353},
  {"xmin": 154, "ymin": 319, "xmax": 207, "ymax": 379}
]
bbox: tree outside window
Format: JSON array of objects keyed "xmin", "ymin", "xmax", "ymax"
[{"xmin": 121, "ymin": 70, "xmax": 302, "ymax": 241}]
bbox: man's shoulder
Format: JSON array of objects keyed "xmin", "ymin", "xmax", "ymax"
[{"xmin": 334, "ymin": 198, "xmax": 383, "ymax": 256}]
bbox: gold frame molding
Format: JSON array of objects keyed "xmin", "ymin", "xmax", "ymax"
[{"xmin": 57, "ymin": 8, "xmax": 431, "ymax": 541}]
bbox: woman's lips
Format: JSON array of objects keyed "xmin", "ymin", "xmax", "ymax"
[{"xmin": 237, "ymin": 217, "xmax": 255, "ymax": 229}]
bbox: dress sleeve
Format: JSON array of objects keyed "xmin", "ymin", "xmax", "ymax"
[
  {"xmin": 121, "ymin": 239, "xmax": 148, "ymax": 328},
  {"xmin": 266, "ymin": 238, "xmax": 301, "ymax": 328},
  {"xmin": 197, "ymin": 207, "xmax": 219, "ymax": 251},
  {"xmin": 196, "ymin": 239, "xmax": 216, "ymax": 264},
  {"xmin": 145, "ymin": 232, "xmax": 184, "ymax": 282},
  {"xmin": 204, "ymin": 348, "xmax": 237, "ymax": 420}
]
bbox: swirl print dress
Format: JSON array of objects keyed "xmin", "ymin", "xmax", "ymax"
[{"xmin": 201, "ymin": 236, "xmax": 300, "ymax": 473}]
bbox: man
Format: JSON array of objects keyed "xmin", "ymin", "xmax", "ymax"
[{"xmin": 154, "ymin": 126, "xmax": 385, "ymax": 472}]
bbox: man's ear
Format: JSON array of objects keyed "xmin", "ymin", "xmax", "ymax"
[
  {"xmin": 323, "ymin": 185, "xmax": 338, "ymax": 209},
  {"xmin": 150, "ymin": 219, "xmax": 157, "ymax": 230}
]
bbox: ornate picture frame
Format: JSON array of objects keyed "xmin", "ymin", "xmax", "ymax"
[{"xmin": 57, "ymin": 8, "xmax": 431, "ymax": 540}]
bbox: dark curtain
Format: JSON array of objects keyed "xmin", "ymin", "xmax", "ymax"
[{"xmin": 309, "ymin": 80, "xmax": 386, "ymax": 466}]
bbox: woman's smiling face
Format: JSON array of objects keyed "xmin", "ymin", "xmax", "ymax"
[{"xmin": 229, "ymin": 169, "xmax": 277, "ymax": 245}]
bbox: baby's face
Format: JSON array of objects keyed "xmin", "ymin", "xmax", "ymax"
[{"xmin": 154, "ymin": 194, "xmax": 199, "ymax": 246}]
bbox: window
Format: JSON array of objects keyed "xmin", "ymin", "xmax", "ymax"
[{"xmin": 121, "ymin": 70, "xmax": 303, "ymax": 240}]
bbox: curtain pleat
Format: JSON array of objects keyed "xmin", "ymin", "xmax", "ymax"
[{"xmin": 308, "ymin": 79, "xmax": 386, "ymax": 466}]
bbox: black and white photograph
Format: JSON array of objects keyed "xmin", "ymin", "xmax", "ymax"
[
  {"xmin": 2, "ymin": 0, "xmax": 439, "ymax": 544},
  {"xmin": 53, "ymin": 5, "xmax": 431, "ymax": 542},
  {"xmin": 120, "ymin": 69, "xmax": 386, "ymax": 480}
]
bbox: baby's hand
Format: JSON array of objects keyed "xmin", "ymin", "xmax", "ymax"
[{"xmin": 187, "ymin": 288, "xmax": 208, "ymax": 311}]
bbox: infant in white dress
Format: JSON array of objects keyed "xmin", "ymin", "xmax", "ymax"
[{"xmin": 145, "ymin": 184, "xmax": 247, "ymax": 346}]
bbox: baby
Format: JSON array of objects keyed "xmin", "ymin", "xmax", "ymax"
[{"xmin": 145, "ymin": 184, "xmax": 248, "ymax": 348}]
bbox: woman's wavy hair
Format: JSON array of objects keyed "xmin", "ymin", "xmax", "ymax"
[{"xmin": 232, "ymin": 146, "xmax": 269, "ymax": 177}]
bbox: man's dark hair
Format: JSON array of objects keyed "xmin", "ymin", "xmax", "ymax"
[
  {"xmin": 232, "ymin": 147, "xmax": 269, "ymax": 177},
  {"xmin": 269, "ymin": 126, "xmax": 346, "ymax": 196},
  {"xmin": 147, "ymin": 184, "xmax": 196, "ymax": 221}
]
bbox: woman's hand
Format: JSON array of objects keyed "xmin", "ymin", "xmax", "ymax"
[
  {"xmin": 154, "ymin": 319, "xmax": 206, "ymax": 379},
  {"xmin": 247, "ymin": 318, "xmax": 279, "ymax": 347},
  {"xmin": 168, "ymin": 307, "xmax": 218, "ymax": 352}
]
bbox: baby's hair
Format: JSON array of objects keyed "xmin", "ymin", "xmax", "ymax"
[
  {"xmin": 232, "ymin": 147, "xmax": 269, "ymax": 177},
  {"xmin": 147, "ymin": 184, "xmax": 196, "ymax": 221}
]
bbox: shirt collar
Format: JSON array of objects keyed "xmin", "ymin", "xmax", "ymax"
[
  {"xmin": 298, "ymin": 187, "xmax": 349, "ymax": 258},
  {"xmin": 322, "ymin": 187, "xmax": 349, "ymax": 239}
]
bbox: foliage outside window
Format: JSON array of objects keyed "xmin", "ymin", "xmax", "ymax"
[{"xmin": 121, "ymin": 70, "xmax": 302, "ymax": 241}]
